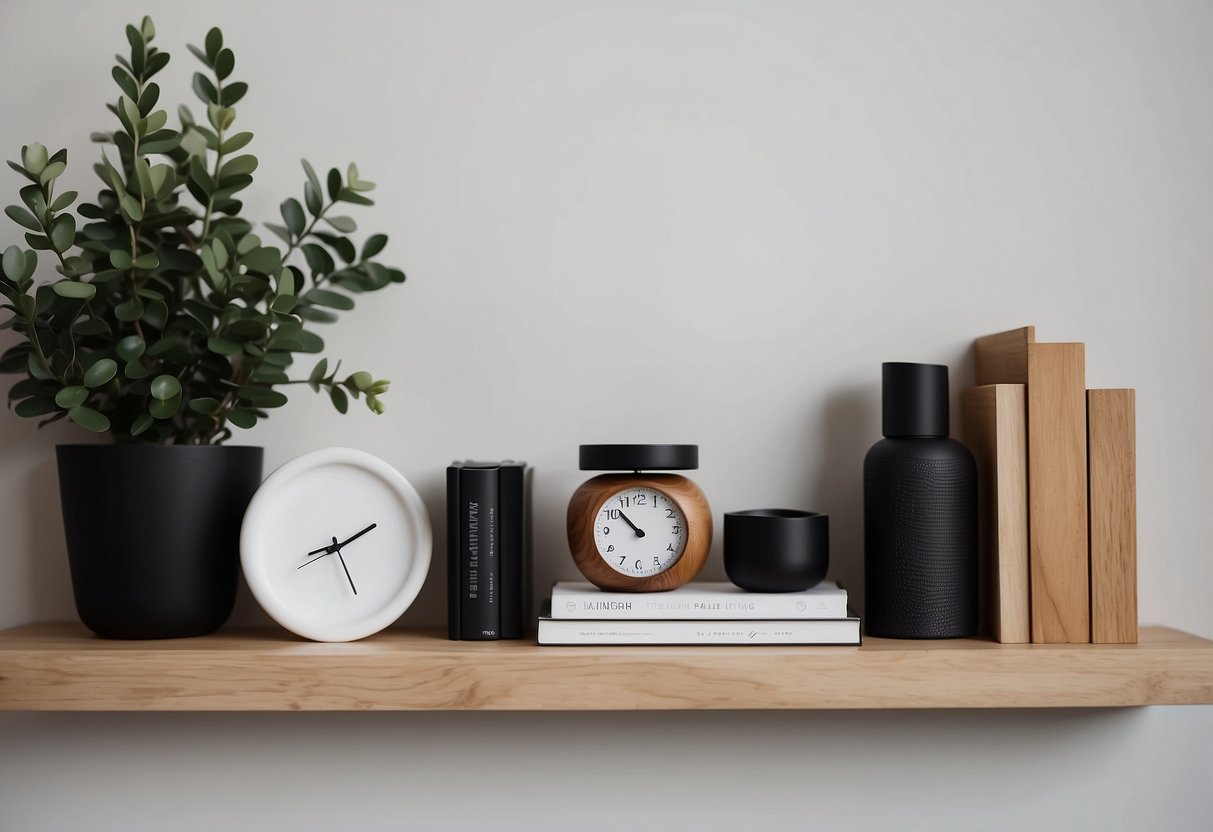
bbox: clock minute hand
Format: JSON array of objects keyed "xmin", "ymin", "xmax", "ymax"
[
  {"xmin": 335, "ymin": 522, "xmax": 378, "ymax": 549},
  {"xmin": 616, "ymin": 510, "xmax": 646, "ymax": 538}
]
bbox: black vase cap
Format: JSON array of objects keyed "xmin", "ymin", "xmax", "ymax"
[
  {"xmin": 882, "ymin": 362, "xmax": 949, "ymax": 438},
  {"xmin": 579, "ymin": 444, "xmax": 698, "ymax": 471}
]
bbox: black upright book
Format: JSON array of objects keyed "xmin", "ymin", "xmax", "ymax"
[
  {"xmin": 450, "ymin": 463, "xmax": 499, "ymax": 640},
  {"xmin": 448, "ymin": 460, "xmax": 531, "ymax": 640}
]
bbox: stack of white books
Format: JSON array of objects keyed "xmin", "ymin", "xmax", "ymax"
[{"xmin": 537, "ymin": 581, "xmax": 861, "ymax": 645}]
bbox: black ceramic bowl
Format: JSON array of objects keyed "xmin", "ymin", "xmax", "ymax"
[{"xmin": 724, "ymin": 509, "xmax": 829, "ymax": 592}]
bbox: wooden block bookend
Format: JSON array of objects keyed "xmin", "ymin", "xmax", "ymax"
[
  {"xmin": 961, "ymin": 384, "xmax": 1029, "ymax": 643},
  {"xmin": 1088, "ymin": 389, "xmax": 1138, "ymax": 644},
  {"xmin": 973, "ymin": 327, "xmax": 1090, "ymax": 643}
]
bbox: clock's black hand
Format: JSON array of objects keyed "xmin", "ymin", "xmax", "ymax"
[
  {"xmin": 616, "ymin": 510, "xmax": 646, "ymax": 538},
  {"xmin": 337, "ymin": 550, "xmax": 359, "ymax": 596},
  {"xmin": 335, "ymin": 522, "xmax": 377, "ymax": 549}
]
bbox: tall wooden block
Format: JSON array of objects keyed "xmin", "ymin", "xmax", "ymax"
[
  {"xmin": 1088, "ymin": 389, "xmax": 1138, "ymax": 644},
  {"xmin": 973, "ymin": 327, "xmax": 1090, "ymax": 644},
  {"xmin": 961, "ymin": 384, "xmax": 1029, "ymax": 644}
]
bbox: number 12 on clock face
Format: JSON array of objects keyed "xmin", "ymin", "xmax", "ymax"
[{"xmin": 593, "ymin": 486, "xmax": 688, "ymax": 578}]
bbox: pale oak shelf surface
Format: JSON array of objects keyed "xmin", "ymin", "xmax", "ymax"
[{"xmin": 1, "ymin": 623, "xmax": 1211, "ymax": 711}]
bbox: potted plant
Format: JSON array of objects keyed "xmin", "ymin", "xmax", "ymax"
[{"xmin": 0, "ymin": 17, "xmax": 407, "ymax": 638}]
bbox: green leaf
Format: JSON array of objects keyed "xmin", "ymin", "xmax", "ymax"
[
  {"xmin": 19, "ymin": 250, "xmax": 37, "ymax": 283},
  {"xmin": 241, "ymin": 246, "xmax": 281, "ymax": 275},
  {"xmin": 239, "ymin": 386, "xmax": 288, "ymax": 408},
  {"xmin": 329, "ymin": 386, "xmax": 348, "ymax": 414},
  {"xmin": 2, "ymin": 245, "xmax": 25, "ymax": 281},
  {"xmin": 5, "ymin": 205, "xmax": 41, "ymax": 232},
  {"xmin": 130, "ymin": 413, "xmax": 154, "ymax": 436},
  {"xmin": 270, "ymin": 294, "xmax": 297, "ymax": 314},
  {"xmin": 327, "ymin": 168, "xmax": 342, "ymax": 200},
  {"xmin": 68, "ymin": 405, "xmax": 110, "ymax": 433},
  {"xmin": 361, "ymin": 234, "xmax": 388, "ymax": 260},
  {"xmin": 302, "ymin": 159, "xmax": 322, "ymax": 194},
  {"xmin": 115, "ymin": 298, "xmax": 143, "ymax": 321},
  {"xmin": 146, "ymin": 51, "xmax": 170, "ymax": 77},
  {"xmin": 264, "ymin": 223, "xmax": 291, "ymax": 245},
  {"xmin": 116, "ymin": 335, "xmax": 145, "ymax": 361},
  {"xmin": 304, "ymin": 181, "xmax": 322, "ymax": 217},
  {"xmin": 111, "ymin": 66, "xmax": 137, "ymax": 99},
  {"xmin": 205, "ymin": 27, "xmax": 223, "ymax": 62},
  {"xmin": 221, "ymin": 131, "xmax": 254, "ymax": 153},
  {"xmin": 276, "ymin": 268, "xmax": 296, "ymax": 296},
  {"xmin": 186, "ymin": 43, "xmax": 210, "ymax": 67},
  {"xmin": 54, "ymin": 386, "xmax": 87, "ymax": 409},
  {"xmin": 348, "ymin": 371, "xmax": 373, "ymax": 391},
  {"xmin": 141, "ymin": 15, "xmax": 156, "ymax": 41},
  {"xmin": 50, "ymin": 190, "xmax": 78, "ymax": 212},
  {"xmin": 337, "ymin": 188, "xmax": 374, "ymax": 207},
  {"xmin": 52, "ymin": 281, "xmax": 96, "ymax": 300},
  {"xmin": 214, "ymin": 47, "xmax": 235, "ymax": 80},
  {"xmin": 120, "ymin": 194, "xmax": 143, "ymax": 222},
  {"xmin": 220, "ymin": 82, "xmax": 247, "ymax": 107},
  {"xmin": 326, "ymin": 216, "xmax": 357, "ymax": 234},
  {"xmin": 188, "ymin": 397, "xmax": 221, "ymax": 414},
  {"xmin": 21, "ymin": 144, "xmax": 48, "ymax": 175},
  {"xmin": 301, "ymin": 244, "xmax": 335, "ymax": 277},
  {"xmin": 15, "ymin": 397, "xmax": 57, "ymax": 417},
  {"xmin": 280, "ymin": 198, "xmax": 305, "ymax": 236},
  {"xmin": 150, "ymin": 392, "xmax": 180, "ymax": 419},
  {"xmin": 207, "ymin": 336, "xmax": 241, "ymax": 356},
  {"xmin": 133, "ymin": 252, "xmax": 159, "ymax": 270},
  {"xmin": 124, "ymin": 361, "xmax": 149, "ymax": 380},
  {"xmin": 221, "ymin": 154, "xmax": 258, "ymax": 178},
  {"xmin": 227, "ymin": 407, "xmax": 256, "ymax": 429},
  {"xmin": 303, "ymin": 288, "xmax": 354, "ymax": 310},
  {"xmin": 109, "ymin": 249, "xmax": 133, "ymax": 269},
  {"xmin": 139, "ymin": 86, "xmax": 162, "ymax": 120},
  {"xmin": 83, "ymin": 358, "xmax": 118, "ymax": 388},
  {"xmin": 193, "ymin": 72, "xmax": 218, "ymax": 104},
  {"xmin": 150, "ymin": 374, "xmax": 181, "ymax": 401},
  {"xmin": 308, "ymin": 358, "xmax": 329, "ymax": 391},
  {"xmin": 50, "ymin": 215, "xmax": 76, "ymax": 253},
  {"xmin": 38, "ymin": 161, "xmax": 66, "ymax": 186}
]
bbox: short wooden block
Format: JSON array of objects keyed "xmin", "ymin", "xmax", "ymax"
[
  {"xmin": 961, "ymin": 384, "xmax": 1029, "ymax": 643},
  {"xmin": 1088, "ymin": 389, "xmax": 1138, "ymax": 644}
]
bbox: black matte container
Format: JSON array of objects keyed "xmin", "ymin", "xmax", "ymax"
[
  {"xmin": 57, "ymin": 444, "xmax": 264, "ymax": 639},
  {"xmin": 863, "ymin": 363, "xmax": 977, "ymax": 638},
  {"xmin": 724, "ymin": 509, "xmax": 829, "ymax": 592}
]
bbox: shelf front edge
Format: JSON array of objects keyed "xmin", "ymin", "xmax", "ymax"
[{"xmin": 1, "ymin": 625, "xmax": 1212, "ymax": 711}]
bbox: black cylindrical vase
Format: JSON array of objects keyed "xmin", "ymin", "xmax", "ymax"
[
  {"xmin": 863, "ymin": 363, "xmax": 977, "ymax": 638},
  {"xmin": 57, "ymin": 444, "xmax": 264, "ymax": 639}
]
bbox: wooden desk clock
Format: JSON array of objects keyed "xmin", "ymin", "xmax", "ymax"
[{"xmin": 566, "ymin": 444, "xmax": 712, "ymax": 592}]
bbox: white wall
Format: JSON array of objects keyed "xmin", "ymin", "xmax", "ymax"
[{"xmin": 1, "ymin": 1, "xmax": 1210, "ymax": 829}]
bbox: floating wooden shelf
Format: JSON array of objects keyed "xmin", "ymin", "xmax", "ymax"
[{"xmin": 1, "ymin": 623, "xmax": 1211, "ymax": 711}]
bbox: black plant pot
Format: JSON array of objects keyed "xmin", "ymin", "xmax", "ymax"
[{"xmin": 56, "ymin": 444, "xmax": 264, "ymax": 639}]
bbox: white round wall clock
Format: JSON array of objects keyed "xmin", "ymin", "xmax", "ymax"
[{"xmin": 240, "ymin": 447, "xmax": 432, "ymax": 642}]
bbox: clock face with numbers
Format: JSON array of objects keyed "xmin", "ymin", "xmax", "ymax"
[
  {"xmin": 593, "ymin": 486, "xmax": 688, "ymax": 577},
  {"xmin": 568, "ymin": 445, "xmax": 712, "ymax": 592},
  {"xmin": 240, "ymin": 447, "xmax": 432, "ymax": 642}
]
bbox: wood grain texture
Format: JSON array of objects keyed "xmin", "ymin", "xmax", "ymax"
[
  {"xmin": 1, "ymin": 623, "xmax": 1210, "ymax": 710},
  {"xmin": 961, "ymin": 384, "xmax": 1029, "ymax": 643},
  {"xmin": 567, "ymin": 473, "xmax": 711, "ymax": 592},
  {"xmin": 1088, "ymin": 389, "xmax": 1138, "ymax": 644},
  {"xmin": 974, "ymin": 325, "xmax": 1036, "ymax": 385},
  {"xmin": 1027, "ymin": 342, "xmax": 1090, "ymax": 643}
]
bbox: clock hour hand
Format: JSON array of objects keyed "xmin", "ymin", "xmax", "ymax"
[{"xmin": 616, "ymin": 510, "xmax": 646, "ymax": 538}]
